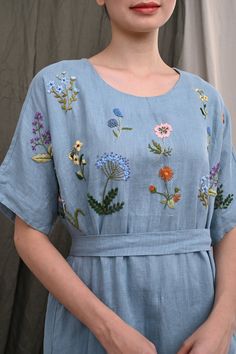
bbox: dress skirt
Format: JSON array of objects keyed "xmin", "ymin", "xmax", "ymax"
[{"xmin": 43, "ymin": 228, "xmax": 236, "ymax": 354}]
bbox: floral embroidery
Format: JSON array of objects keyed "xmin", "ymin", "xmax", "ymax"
[
  {"xmin": 87, "ymin": 152, "xmax": 130, "ymax": 215},
  {"xmin": 30, "ymin": 112, "xmax": 53, "ymax": 162},
  {"xmin": 149, "ymin": 166, "xmax": 181, "ymax": 209},
  {"xmin": 148, "ymin": 123, "xmax": 181, "ymax": 209},
  {"xmin": 221, "ymin": 112, "xmax": 225, "ymax": 124},
  {"xmin": 107, "ymin": 108, "xmax": 133, "ymax": 138},
  {"xmin": 58, "ymin": 195, "xmax": 85, "ymax": 230},
  {"xmin": 198, "ymin": 162, "xmax": 220, "ymax": 207},
  {"xmin": 195, "ymin": 88, "xmax": 208, "ymax": 118},
  {"xmin": 68, "ymin": 140, "xmax": 87, "ymax": 180},
  {"xmin": 47, "ymin": 71, "xmax": 80, "ymax": 111},
  {"xmin": 207, "ymin": 126, "xmax": 211, "ymax": 149},
  {"xmin": 214, "ymin": 184, "xmax": 234, "ymax": 209},
  {"xmin": 148, "ymin": 123, "xmax": 173, "ymax": 157}
]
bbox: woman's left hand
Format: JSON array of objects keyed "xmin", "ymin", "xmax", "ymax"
[{"xmin": 176, "ymin": 310, "xmax": 235, "ymax": 354}]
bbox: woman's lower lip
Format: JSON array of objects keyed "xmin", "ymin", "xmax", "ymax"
[{"xmin": 130, "ymin": 6, "xmax": 160, "ymax": 14}]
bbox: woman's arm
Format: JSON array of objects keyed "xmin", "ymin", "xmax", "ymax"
[
  {"xmin": 210, "ymin": 227, "xmax": 236, "ymax": 333},
  {"xmin": 176, "ymin": 228, "xmax": 236, "ymax": 354},
  {"xmin": 13, "ymin": 216, "xmax": 158, "ymax": 354},
  {"xmin": 13, "ymin": 215, "xmax": 119, "ymax": 345}
]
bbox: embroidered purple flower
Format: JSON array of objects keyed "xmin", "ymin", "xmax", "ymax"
[
  {"xmin": 30, "ymin": 111, "xmax": 53, "ymax": 163},
  {"xmin": 88, "ymin": 152, "xmax": 130, "ymax": 215},
  {"xmin": 47, "ymin": 71, "xmax": 80, "ymax": 112},
  {"xmin": 107, "ymin": 108, "xmax": 132, "ymax": 138},
  {"xmin": 198, "ymin": 162, "xmax": 220, "ymax": 207}
]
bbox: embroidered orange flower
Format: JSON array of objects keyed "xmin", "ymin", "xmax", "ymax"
[{"xmin": 159, "ymin": 166, "xmax": 174, "ymax": 181}]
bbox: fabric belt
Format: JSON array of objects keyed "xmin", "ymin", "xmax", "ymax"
[{"xmin": 68, "ymin": 228, "xmax": 212, "ymax": 257}]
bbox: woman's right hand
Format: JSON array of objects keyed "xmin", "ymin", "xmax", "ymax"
[{"xmin": 100, "ymin": 318, "xmax": 158, "ymax": 354}]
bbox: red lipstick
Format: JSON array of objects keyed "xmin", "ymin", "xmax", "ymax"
[{"xmin": 130, "ymin": 2, "xmax": 161, "ymax": 14}]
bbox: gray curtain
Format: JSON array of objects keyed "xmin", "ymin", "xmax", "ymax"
[{"xmin": 0, "ymin": 1, "xmax": 234, "ymax": 353}]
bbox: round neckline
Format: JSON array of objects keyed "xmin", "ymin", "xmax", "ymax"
[{"xmin": 82, "ymin": 57, "xmax": 184, "ymax": 99}]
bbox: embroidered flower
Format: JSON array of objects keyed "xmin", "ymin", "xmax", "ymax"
[
  {"xmin": 154, "ymin": 123, "xmax": 173, "ymax": 138},
  {"xmin": 148, "ymin": 123, "xmax": 173, "ymax": 157},
  {"xmin": 195, "ymin": 88, "xmax": 208, "ymax": 118},
  {"xmin": 58, "ymin": 194, "xmax": 85, "ymax": 230},
  {"xmin": 198, "ymin": 162, "xmax": 220, "ymax": 207},
  {"xmin": 87, "ymin": 152, "xmax": 130, "ymax": 215},
  {"xmin": 68, "ymin": 140, "xmax": 87, "ymax": 180},
  {"xmin": 207, "ymin": 126, "xmax": 211, "ymax": 149},
  {"xmin": 47, "ymin": 71, "xmax": 80, "ymax": 112},
  {"xmin": 30, "ymin": 111, "xmax": 53, "ymax": 162},
  {"xmin": 107, "ymin": 108, "xmax": 133, "ymax": 138},
  {"xmin": 159, "ymin": 166, "xmax": 174, "ymax": 181},
  {"xmin": 149, "ymin": 166, "xmax": 181, "ymax": 209},
  {"xmin": 214, "ymin": 184, "xmax": 234, "ymax": 209}
]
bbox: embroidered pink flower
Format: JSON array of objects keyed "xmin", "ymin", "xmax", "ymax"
[{"xmin": 154, "ymin": 123, "xmax": 173, "ymax": 139}]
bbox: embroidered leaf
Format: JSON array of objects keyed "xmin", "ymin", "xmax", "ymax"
[
  {"xmin": 214, "ymin": 183, "xmax": 234, "ymax": 209},
  {"xmin": 32, "ymin": 153, "xmax": 52, "ymax": 163},
  {"xmin": 113, "ymin": 130, "xmax": 119, "ymax": 138}
]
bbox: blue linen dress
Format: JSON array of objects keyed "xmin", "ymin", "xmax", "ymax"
[{"xmin": 0, "ymin": 58, "xmax": 236, "ymax": 354}]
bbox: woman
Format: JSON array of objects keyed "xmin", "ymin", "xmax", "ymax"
[{"xmin": 0, "ymin": 0, "xmax": 236, "ymax": 353}]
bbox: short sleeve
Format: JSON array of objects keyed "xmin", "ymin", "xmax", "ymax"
[
  {"xmin": 210, "ymin": 98, "xmax": 236, "ymax": 246},
  {"xmin": 0, "ymin": 69, "xmax": 59, "ymax": 236}
]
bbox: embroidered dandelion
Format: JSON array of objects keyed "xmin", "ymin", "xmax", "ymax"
[
  {"xmin": 198, "ymin": 162, "xmax": 220, "ymax": 207},
  {"xmin": 107, "ymin": 108, "xmax": 133, "ymax": 138},
  {"xmin": 149, "ymin": 166, "xmax": 181, "ymax": 209},
  {"xmin": 30, "ymin": 111, "xmax": 53, "ymax": 162},
  {"xmin": 148, "ymin": 123, "xmax": 173, "ymax": 157},
  {"xmin": 47, "ymin": 71, "xmax": 80, "ymax": 112},
  {"xmin": 68, "ymin": 139, "xmax": 87, "ymax": 180},
  {"xmin": 195, "ymin": 88, "xmax": 208, "ymax": 118},
  {"xmin": 87, "ymin": 152, "xmax": 130, "ymax": 215}
]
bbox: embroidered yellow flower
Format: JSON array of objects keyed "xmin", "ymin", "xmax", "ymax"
[
  {"xmin": 195, "ymin": 88, "xmax": 208, "ymax": 118},
  {"xmin": 73, "ymin": 154, "xmax": 80, "ymax": 165},
  {"xmin": 74, "ymin": 140, "xmax": 83, "ymax": 151},
  {"xmin": 68, "ymin": 139, "xmax": 87, "ymax": 180}
]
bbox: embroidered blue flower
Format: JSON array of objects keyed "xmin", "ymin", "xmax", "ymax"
[
  {"xmin": 47, "ymin": 71, "xmax": 80, "ymax": 112},
  {"xmin": 107, "ymin": 108, "xmax": 133, "ymax": 138},
  {"xmin": 95, "ymin": 152, "xmax": 130, "ymax": 181},
  {"xmin": 87, "ymin": 152, "xmax": 130, "ymax": 215}
]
